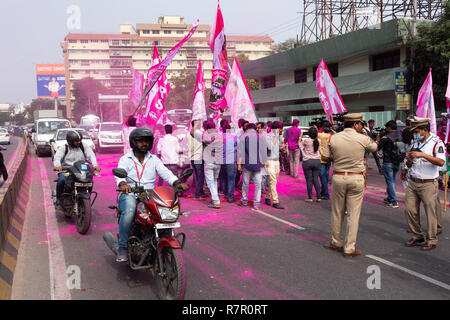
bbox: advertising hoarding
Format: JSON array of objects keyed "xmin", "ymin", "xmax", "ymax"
[{"xmin": 36, "ymin": 64, "xmax": 66, "ymax": 98}]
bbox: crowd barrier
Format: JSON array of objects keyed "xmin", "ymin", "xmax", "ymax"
[{"xmin": 0, "ymin": 137, "xmax": 30, "ymax": 299}]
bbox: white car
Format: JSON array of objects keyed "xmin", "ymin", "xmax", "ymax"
[
  {"xmin": 0, "ymin": 128, "xmax": 11, "ymax": 144},
  {"xmin": 96, "ymin": 122, "xmax": 124, "ymax": 153},
  {"xmin": 50, "ymin": 128, "xmax": 96, "ymax": 158}
]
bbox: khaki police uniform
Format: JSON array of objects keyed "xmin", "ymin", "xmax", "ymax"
[
  {"xmin": 405, "ymin": 118, "xmax": 445, "ymax": 246},
  {"xmin": 322, "ymin": 113, "xmax": 377, "ymax": 254}
]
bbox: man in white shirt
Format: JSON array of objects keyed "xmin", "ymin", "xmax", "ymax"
[
  {"xmin": 156, "ymin": 124, "xmax": 181, "ymax": 186},
  {"xmin": 404, "ymin": 117, "xmax": 445, "ymax": 251},
  {"xmin": 115, "ymin": 128, "xmax": 187, "ymax": 262}
]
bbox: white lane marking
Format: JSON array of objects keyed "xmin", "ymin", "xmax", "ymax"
[
  {"xmin": 38, "ymin": 158, "xmax": 72, "ymax": 300},
  {"xmin": 366, "ymin": 255, "xmax": 450, "ymax": 291},
  {"xmin": 253, "ymin": 208, "xmax": 306, "ymax": 231}
]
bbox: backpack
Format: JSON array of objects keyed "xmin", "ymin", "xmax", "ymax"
[
  {"xmin": 61, "ymin": 142, "xmax": 86, "ymax": 163},
  {"xmin": 388, "ymin": 136, "xmax": 406, "ymax": 165}
]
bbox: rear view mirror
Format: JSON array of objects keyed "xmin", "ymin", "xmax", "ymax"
[{"xmin": 112, "ymin": 168, "xmax": 128, "ymax": 179}]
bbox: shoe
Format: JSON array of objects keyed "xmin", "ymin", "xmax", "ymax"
[
  {"xmin": 320, "ymin": 196, "xmax": 329, "ymax": 200},
  {"xmin": 305, "ymin": 199, "xmax": 313, "ymax": 202},
  {"xmin": 192, "ymin": 197, "xmax": 202, "ymax": 201},
  {"xmin": 238, "ymin": 201, "xmax": 248, "ymax": 207},
  {"xmin": 272, "ymin": 203, "xmax": 284, "ymax": 209},
  {"xmin": 252, "ymin": 206, "xmax": 260, "ymax": 210},
  {"xmin": 387, "ymin": 202, "xmax": 399, "ymax": 208},
  {"xmin": 343, "ymin": 249, "xmax": 362, "ymax": 257},
  {"xmin": 265, "ymin": 198, "xmax": 271, "ymax": 206},
  {"xmin": 316, "ymin": 199, "xmax": 321, "ymax": 203},
  {"xmin": 404, "ymin": 238, "xmax": 425, "ymax": 247},
  {"xmin": 208, "ymin": 203, "xmax": 221, "ymax": 209},
  {"xmin": 116, "ymin": 247, "xmax": 128, "ymax": 262},
  {"xmin": 323, "ymin": 242, "xmax": 343, "ymax": 252},
  {"xmin": 383, "ymin": 198, "xmax": 390, "ymax": 204},
  {"xmin": 420, "ymin": 243, "xmax": 437, "ymax": 251}
]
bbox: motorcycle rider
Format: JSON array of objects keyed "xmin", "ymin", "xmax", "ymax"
[
  {"xmin": 54, "ymin": 130, "xmax": 101, "ymax": 209},
  {"xmin": 114, "ymin": 128, "xmax": 188, "ymax": 262}
]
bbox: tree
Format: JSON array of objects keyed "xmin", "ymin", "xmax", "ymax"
[
  {"xmin": 165, "ymin": 70, "xmax": 197, "ymax": 110},
  {"xmin": 71, "ymin": 77, "xmax": 105, "ymax": 122},
  {"xmin": 273, "ymin": 38, "xmax": 298, "ymax": 54},
  {"xmin": 408, "ymin": 0, "xmax": 450, "ymax": 111}
]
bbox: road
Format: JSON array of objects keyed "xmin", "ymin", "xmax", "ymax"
[{"xmin": 10, "ymin": 149, "xmax": 450, "ymax": 300}]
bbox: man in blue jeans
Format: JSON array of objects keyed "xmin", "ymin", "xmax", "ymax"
[{"xmin": 377, "ymin": 120, "xmax": 401, "ymax": 208}]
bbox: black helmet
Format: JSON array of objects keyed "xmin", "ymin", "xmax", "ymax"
[
  {"xmin": 66, "ymin": 130, "xmax": 82, "ymax": 147},
  {"xmin": 129, "ymin": 128, "xmax": 154, "ymax": 150}
]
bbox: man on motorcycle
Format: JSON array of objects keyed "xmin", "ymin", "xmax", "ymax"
[
  {"xmin": 115, "ymin": 128, "xmax": 188, "ymax": 262},
  {"xmin": 54, "ymin": 130, "xmax": 101, "ymax": 209}
]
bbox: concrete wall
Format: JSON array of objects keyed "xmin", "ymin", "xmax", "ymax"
[{"xmin": 0, "ymin": 138, "xmax": 30, "ymax": 300}]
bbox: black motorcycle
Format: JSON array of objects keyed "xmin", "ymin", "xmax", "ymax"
[{"xmin": 53, "ymin": 160, "xmax": 99, "ymax": 234}]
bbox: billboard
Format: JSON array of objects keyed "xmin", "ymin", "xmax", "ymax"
[{"xmin": 36, "ymin": 64, "xmax": 66, "ymax": 98}]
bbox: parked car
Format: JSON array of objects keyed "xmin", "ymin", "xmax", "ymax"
[
  {"xmin": 0, "ymin": 128, "xmax": 11, "ymax": 144},
  {"xmin": 50, "ymin": 128, "xmax": 96, "ymax": 159},
  {"xmin": 96, "ymin": 122, "xmax": 124, "ymax": 153}
]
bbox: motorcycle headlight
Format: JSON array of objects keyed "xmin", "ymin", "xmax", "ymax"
[{"xmin": 158, "ymin": 206, "xmax": 179, "ymax": 223}]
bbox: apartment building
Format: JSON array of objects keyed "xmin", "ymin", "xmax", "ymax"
[
  {"xmin": 61, "ymin": 16, "xmax": 273, "ymax": 118},
  {"xmin": 240, "ymin": 18, "xmax": 418, "ymax": 126}
]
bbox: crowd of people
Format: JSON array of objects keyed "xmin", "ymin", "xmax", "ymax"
[{"xmin": 53, "ymin": 112, "xmax": 447, "ymax": 261}]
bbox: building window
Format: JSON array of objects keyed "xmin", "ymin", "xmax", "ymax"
[
  {"xmin": 372, "ymin": 50, "xmax": 400, "ymax": 71},
  {"xmin": 111, "ymin": 40, "xmax": 120, "ymax": 46},
  {"xmin": 164, "ymin": 30, "xmax": 171, "ymax": 34},
  {"xmin": 294, "ymin": 69, "xmax": 307, "ymax": 83},
  {"xmin": 313, "ymin": 63, "xmax": 338, "ymax": 81},
  {"xmin": 262, "ymin": 75, "xmax": 276, "ymax": 89},
  {"xmin": 177, "ymin": 31, "xmax": 184, "ymax": 34},
  {"xmin": 80, "ymin": 40, "xmax": 88, "ymax": 44},
  {"xmin": 69, "ymin": 40, "xmax": 77, "ymax": 43},
  {"xmin": 91, "ymin": 40, "xmax": 98, "ymax": 43},
  {"xmin": 143, "ymin": 30, "xmax": 150, "ymax": 34},
  {"xmin": 153, "ymin": 41, "xmax": 159, "ymax": 46},
  {"xmin": 152, "ymin": 30, "xmax": 160, "ymax": 34}
]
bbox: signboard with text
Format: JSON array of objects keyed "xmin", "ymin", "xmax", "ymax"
[
  {"xmin": 396, "ymin": 93, "xmax": 411, "ymax": 110},
  {"xmin": 395, "ymin": 71, "xmax": 407, "ymax": 93},
  {"xmin": 36, "ymin": 64, "xmax": 66, "ymax": 98}
]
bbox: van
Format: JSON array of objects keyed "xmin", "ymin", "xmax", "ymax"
[{"xmin": 33, "ymin": 118, "xmax": 71, "ymax": 156}]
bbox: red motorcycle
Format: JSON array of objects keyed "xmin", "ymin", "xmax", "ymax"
[{"xmin": 104, "ymin": 167, "xmax": 192, "ymax": 300}]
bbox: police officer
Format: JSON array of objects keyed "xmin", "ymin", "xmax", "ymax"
[
  {"xmin": 321, "ymin": 113, "xmax": 377, "ymax": 257},
  {"xmin": 403, "ymin": 117, "xmax": 445, "ymax": 251}
]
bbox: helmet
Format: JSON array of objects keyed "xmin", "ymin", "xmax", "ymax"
[
  {"xmin": 66, "ymin": 130, "xmax": 82, "ymax": 147},
  {"xmin": 129, "ymin": 128, "xmax": 154, "ymax": 150}
]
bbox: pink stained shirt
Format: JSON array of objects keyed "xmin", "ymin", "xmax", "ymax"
[{"xmin": 301, "ymin": 138, "xmax": 322, "ymax": 161}]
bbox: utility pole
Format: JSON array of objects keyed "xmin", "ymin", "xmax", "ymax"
[{"xmin": 411, "ymin": 0, "xmax": 417, "ymax": 115}]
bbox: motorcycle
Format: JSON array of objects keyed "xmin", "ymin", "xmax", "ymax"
[
  {"xmin": 52, "ymin": 160, "xmax": 99, "ymax": 234},
  {"xmin": 103, "ymin": 167, "xmax": 193, "ymax": 300}
]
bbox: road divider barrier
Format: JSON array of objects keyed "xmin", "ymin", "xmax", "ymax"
[{"xmin": 0, "ymin": 137, "xmax": 30, "ymax": 299}]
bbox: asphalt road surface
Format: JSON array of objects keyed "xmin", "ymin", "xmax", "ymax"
[{"xmin": 10, "ymin": 149, "xmax": 450, "ymax": 300}]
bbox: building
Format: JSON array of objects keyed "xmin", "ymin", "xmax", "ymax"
[
  {"xmin": 240, "ymin": 18, "xmax": 420, "ymax": 127},
  {"xmin": 61, "ymin": 16, "xmax": 273, "ymax": 118}
]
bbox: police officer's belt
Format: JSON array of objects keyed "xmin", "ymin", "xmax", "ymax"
[
  {"xmin": 410, "ymin": 177, "xmax": 436, "ymax": 183},
  {"xmin": 333, "ymin": 172, "xmax": 364, "ymax": 175}
]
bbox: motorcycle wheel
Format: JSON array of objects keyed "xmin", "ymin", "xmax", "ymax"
[
  {"xmin": 76, "ymin": 198, "xmax": 91, "ymax": 234},
  {"xmin": 155, "ymin": 247, "xmax": 186, "ymax": 300}
]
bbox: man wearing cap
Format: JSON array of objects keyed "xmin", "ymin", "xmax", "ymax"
[
  {"xmin": 321, "ymin": 113, "xmax": 377, "ymax": 257},
  {"xmin": 403, "ymin": 117, "xmax": 445, "ymax": 251}
]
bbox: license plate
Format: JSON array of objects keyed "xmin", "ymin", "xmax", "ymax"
[
  {"xmin": 155, "ymin": 222, "xmax": 180, "ymax": 229},
  {"xmin": 74, "ymin": 182, "xmax": 93, "ymax": 187}
]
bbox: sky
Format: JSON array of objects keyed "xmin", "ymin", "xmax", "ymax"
[{"xmin": 0, "ymin": 0, "xmax": 302, "ymax": 104}]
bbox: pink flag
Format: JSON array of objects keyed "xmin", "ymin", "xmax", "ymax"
[
  {"xmin": 224, "ymin": 57, "xmax": 257, "ymax": 125},
  {"xmin": 192, "ymin": 60, "xmax": 207, "ymax": 122},
  {"xmin": 416, "ymin": 68, "xmax": 436, "ymax": 134},
  {"xmin": 315, "ymin": 59, "xmax": 346, "ymax": 119},
  {"xmin": 128, "ymin": 67, "xmax": 144, "ymax": 107},
  {"xmin": 143, "ymin": 45, "xmax": 170, "ymax": 128},
  {"xmin": 445, "ymin": 61, "xmax": 450, "ymax": 142},
  {"xmin": 208, "ymin": 2, "xmax": 228, "ymax": 115},
  {"xmin": 134, "ymin": 20, "xmax": 199, "ymax": 112},
  {"xmin": 209, "ymin": 2, "xmax": 228, "ymax": 71}
]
